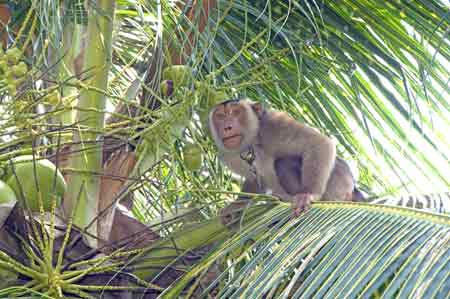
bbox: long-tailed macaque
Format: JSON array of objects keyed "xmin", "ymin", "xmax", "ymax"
[{"xmin": 209, "ymin": 98, "xmax": 363, "ymax": 226}]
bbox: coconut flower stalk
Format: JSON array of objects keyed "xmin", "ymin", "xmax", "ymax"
[
  {"xmin": 64, "ymin": 0, "xmax": 116, "ymax": 247},
  {"xmin": 132, "ymin": 204, "xmax": 275, "ymax": 281}
]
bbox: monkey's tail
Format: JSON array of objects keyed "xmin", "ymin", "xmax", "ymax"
[{"xmin": 352, "ymin": 188, "xmax": 366, "ymax": 202}]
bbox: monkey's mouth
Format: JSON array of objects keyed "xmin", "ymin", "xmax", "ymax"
[{"xmin": 223, "ymin": 135, "xmax": 242, "ymax": 148}]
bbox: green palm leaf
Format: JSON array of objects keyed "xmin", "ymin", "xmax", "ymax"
[
  {"xmin": 373, "ymin": 192, "xmax": 450, "ymax": 214},
  {"xmin": 162, "ymin": 202, "xmax": 450, "ymax": 299}
]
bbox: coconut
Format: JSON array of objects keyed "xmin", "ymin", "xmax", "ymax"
[
  {"xmin": 162, "ymin": 65, "xmax": 193, "ymax": 89},
  {"xmin": 0, "ymin": 179, "xmax": 17, "ymax": 205},
  {"xmin": 5, "ymin": 156, "xmax": 66, "ymax": 211},
  {"xmin": 160, "ymin": 79, "xmax": 174, "ymax": 97},
  {"xmin": 183, "ymin": 143, "xmax": 203, "ymax": 171}
]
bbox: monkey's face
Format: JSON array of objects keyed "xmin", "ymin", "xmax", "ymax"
[
  {"xmin": 211, "ymin": 103, "xmax": 246, "ymax": 150},
  {"xmin": 209, "ymin": 100, "xmax": 261, "ymax": 152}
]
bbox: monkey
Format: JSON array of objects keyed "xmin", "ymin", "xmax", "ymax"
[
  {"xmin": 208, "ymin": 98, "xmax": 363, "ymax": 227},
  {"xmin": 275, "ymin": 156, "xmax": 364, "ymax": 202}
]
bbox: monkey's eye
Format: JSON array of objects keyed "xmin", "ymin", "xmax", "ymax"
[
  {"xmin": 215, "ymin": 112, "xmax": 226, "ymax": 120},
  {"xmin": 232, "ymin": 108, "xmax": 241, "ymax": 116}
]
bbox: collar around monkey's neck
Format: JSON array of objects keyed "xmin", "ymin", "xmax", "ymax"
[
  {"xmin": 239, "ymin": 145, "xmax": 264, "ymax": 190},
  {"xmin": 239, "ymin": 129, "xmax": 264, "ymax": 166},
  {"xmin": 240, "ymin": 146, "xmax": 256, "ymax": 166}
]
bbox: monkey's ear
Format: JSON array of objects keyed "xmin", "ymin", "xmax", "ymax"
[{"xmin": 250, "ymin": 102, "xmax": 264, "ymax": 117}]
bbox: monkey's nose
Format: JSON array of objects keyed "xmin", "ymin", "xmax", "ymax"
[{"xmin": 224, "ymin": 125, "xmax": 233, "ymax": 131}]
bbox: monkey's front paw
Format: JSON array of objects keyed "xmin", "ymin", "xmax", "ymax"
[{"xmin": 292, "ymin": 193, "xmax": 314, "ymax": 217}]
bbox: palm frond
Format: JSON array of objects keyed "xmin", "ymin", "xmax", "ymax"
[
  {"xmin": 373, "ymin": 192, "xmax": 450, "ymax": 214},
  {"xmin": 162, "ymin": 202, "xmax": 450, "ymax": 299},
  {"xmin": 185, "ymin": 0, "xmax": 450, "ymax": 195}
]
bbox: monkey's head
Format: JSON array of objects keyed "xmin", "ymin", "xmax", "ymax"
[{"xmin": 209, "ymin": 99, "xmax": 263, "ymax": 152}]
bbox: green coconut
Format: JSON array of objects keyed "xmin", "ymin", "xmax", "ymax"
[
  {"xmin": 162, "ymin": 65, "xmax": 193, "ymax": 89},
  {"xmin": 5, "ymin": 47, "xmax": 21, "ymax": 64},
  {"xmin": 160, "ymin": 79, "xmax": 174, "ymax": 97},
  {"xmin": 12, "ymin": 61, "xmax": 27, "ymax": 77},
  {"xmin": 5, "ymin": 156, "xmax": 66, "ymax": 211},
  {"xmin": 183, "ymin": 143, "xmax": 203, "ymax": 171},
  {"xmin": 3, "ymin": 155, "xmax": 36, "ymax": 179},
  {"xmin": 0, "ymin": 179, "xmax": 17, "ymax": 205}
]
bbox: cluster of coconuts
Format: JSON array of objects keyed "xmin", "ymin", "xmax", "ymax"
[
  {"xmin": 43, "ymin": 89, "xmax": 62, "ymax": 106},
  {"xmin": 0, "ymin": 156, "xmax": 66, "ymax": 212},
  {"xmin": 0, "ymin": 47, "xmax": 28, "ymax": 96},
  {"xmin": 159, "ymin": 65, "xmax": 229, "ymax": 172}
]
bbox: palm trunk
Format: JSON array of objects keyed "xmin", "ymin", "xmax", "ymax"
[{"xmin": 64, "ymin": 0, "xmax": 116, "ymax": 248}]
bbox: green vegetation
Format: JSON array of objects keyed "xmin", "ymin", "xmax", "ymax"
[{"xmin": 0, "ymin": 0, "xmax": 448, "ymax": 298}]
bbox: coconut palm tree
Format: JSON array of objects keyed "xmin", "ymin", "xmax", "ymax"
[{"xmin": 0, "ymin": 0, "xmax": 448, "ymax": 298}]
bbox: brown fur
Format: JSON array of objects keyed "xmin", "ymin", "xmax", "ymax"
[
  {"xmin": 211, "ymin": 100, "xmax": 338, "ymax": 200},
  {"xmin": 210, "ymin": 99, "xmax": 362, "ymax": 226},
  {"xmin": 274, "ymin": 156, "xmax": 360, "ymax": 201}
]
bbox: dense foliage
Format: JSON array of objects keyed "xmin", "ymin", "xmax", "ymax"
[{"xmin": 0, "ymin": 0, "xmax": 448, "ymax": 298}]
